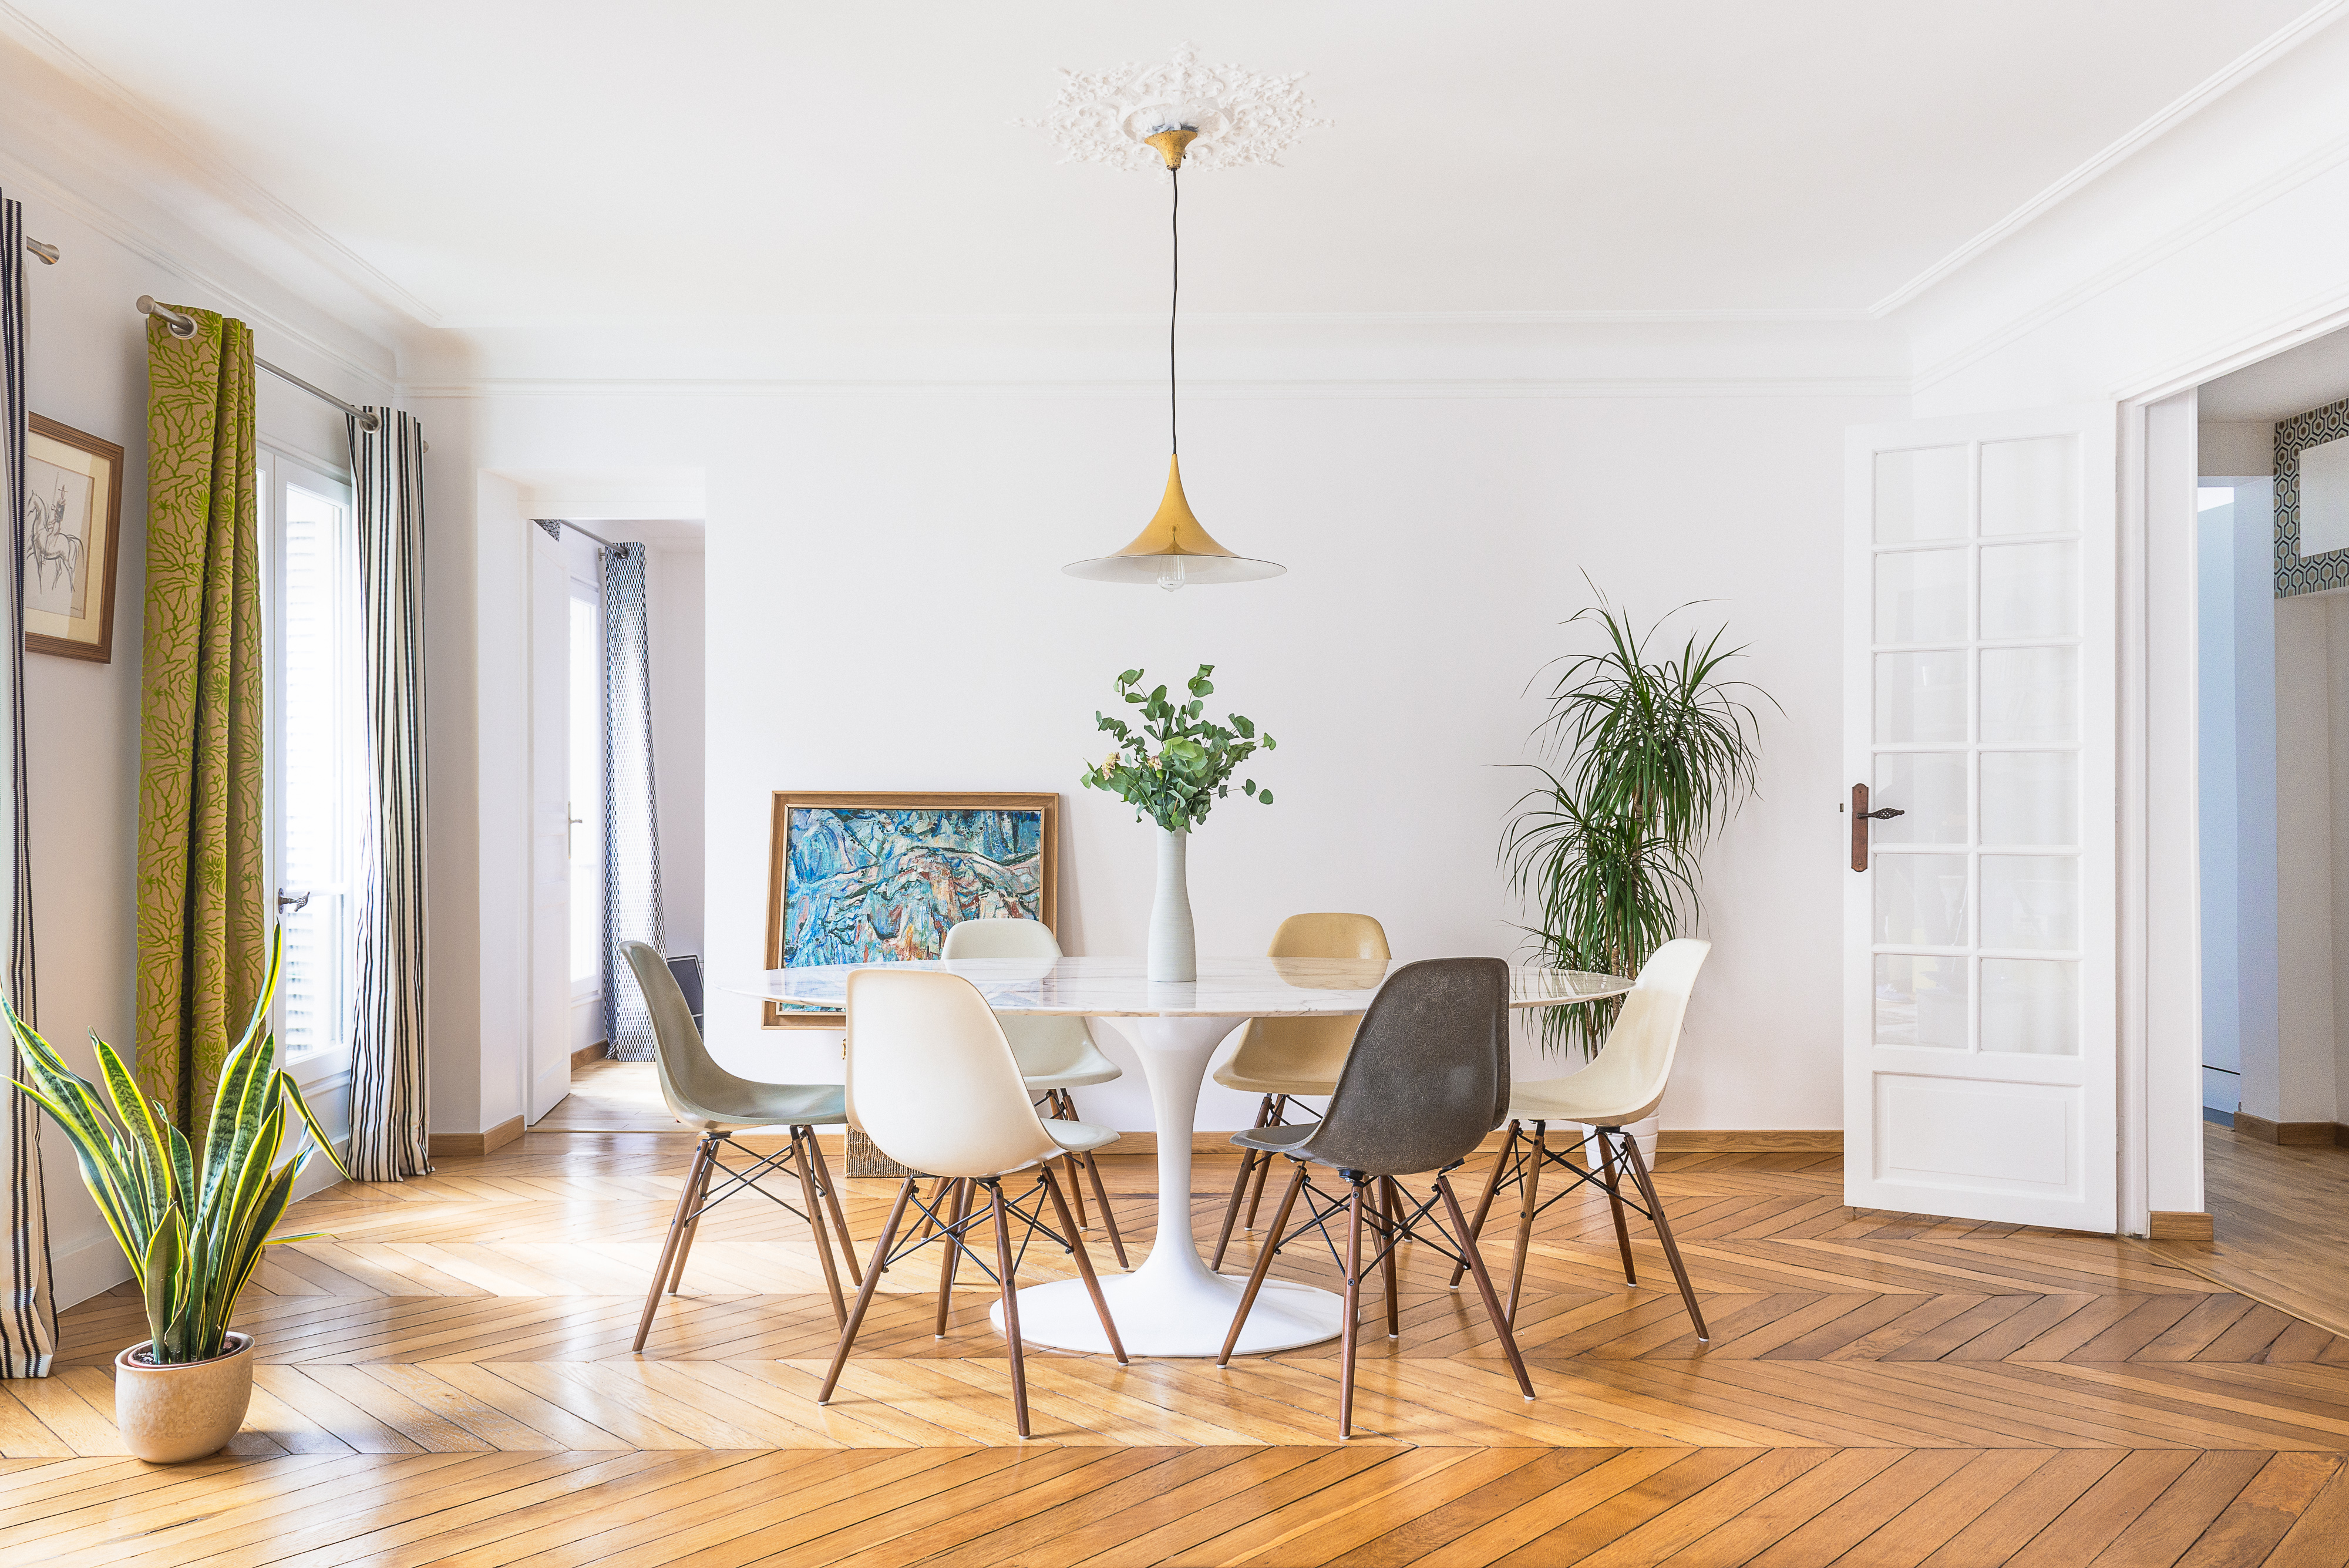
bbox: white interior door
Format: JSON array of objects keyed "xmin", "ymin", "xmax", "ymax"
[
  {"xmin": 1845, "ymin": 407, "xmax": 2118, "ymax": 1230},
  {"xmin": 527, "ymin": 526, "xmax": 574, "ymax": 1123}
]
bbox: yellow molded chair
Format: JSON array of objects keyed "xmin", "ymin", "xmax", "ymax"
[
  {"xmin": 1209, "ymin": 912, "xmax": 1391, "ymax": 1269},
  {"xmin": 940, "ymin": 918, "xmax": 1128, "ymax": 1267}
]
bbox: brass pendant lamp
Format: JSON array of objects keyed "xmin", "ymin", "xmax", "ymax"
[{"xmin": 1064, "ymin": 128, "xmax": 1284, "ymax": 590}]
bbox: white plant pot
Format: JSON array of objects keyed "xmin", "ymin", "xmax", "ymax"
[
  {"xmin": 115, "ymin": 1331, "xmax": 254, "ymax": 1463},
  {"xmin": 1148, "ymin": 826, "xmax": 1196, "ymax": 983},
  {"xmin": 1586, "ymin": 1118, "xmax": 1660, "ymax": 1170}
]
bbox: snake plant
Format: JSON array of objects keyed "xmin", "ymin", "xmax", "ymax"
[{"xmin": 8, "ymin": 931, "xmax": 348, "ymax": 1363}]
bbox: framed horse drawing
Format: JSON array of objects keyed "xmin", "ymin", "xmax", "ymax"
[{"xmin": 23, "ymin": 415, "xmax": 123, "ymax": 663}]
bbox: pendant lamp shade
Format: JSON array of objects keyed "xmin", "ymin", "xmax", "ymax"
[
  {"xmin": 1063, "ymin": 456, "xmax": 1284, "ymax": 588},
  {"xmin": 1061, "ymin": 123, "xmax": 1284, "ymax": 589}
]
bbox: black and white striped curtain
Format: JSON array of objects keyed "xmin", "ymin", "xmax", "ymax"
[
  {"xmin": 345, "ymin": 409, "xmax": 429, "ymax": 1180},
  {"xmin": 0, "ymin": 192, "xmax": 54, "ymax": 1378},
  {"xmin": 602, "ymin": 543, "xmax": 662, "ymax": 1061}
]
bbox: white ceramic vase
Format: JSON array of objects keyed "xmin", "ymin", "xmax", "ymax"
[
  {"xmin": 1149, "ymin": 826, "xmax": 1197, "ymax": 982},
  {"xmin": 115, "ymin": 1331, "xmax": 255, "ymax": 1463}
]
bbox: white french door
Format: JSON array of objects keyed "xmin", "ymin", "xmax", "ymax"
[
  {"xmin": 1844, "ymin": 407, "xmax": 2118, "ymax": 1231},
  {"xmin": 526, "ymin": 525, "xmax": 574, "ymax": 1123}
]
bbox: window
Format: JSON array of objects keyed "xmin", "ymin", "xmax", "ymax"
[
  {"xmin": 260, "ymin": 450, "xmax": 364, "ymax": 1064},
  {"xmin": 568, "ymin": 578, "xmax": 604, "ymax": 1000}
]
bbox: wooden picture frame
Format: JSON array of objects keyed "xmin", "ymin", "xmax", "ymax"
[
  {"xmin": 762, "ymin": 791, "xmax": 1060, "ymax": 1028},
  {"xmin": 22, "ymin": 414, "xmax": 124, "ymax": 664}
]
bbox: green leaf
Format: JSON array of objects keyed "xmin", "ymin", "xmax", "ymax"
[
  {"xmin": 1258, "ymin": 790, "xmax": 1274, "ymax": 805},
  {"xmin": 1117, "ymin": 668, "xmax": 1142, "ymax": 685},
  {"xmin": 142, "ymin": 1207, "xmax": 183, "ymax": 1350}
]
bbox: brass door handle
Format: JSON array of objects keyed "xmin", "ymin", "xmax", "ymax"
[{"xmin": 1849, "ymin": 785, "xmax": 1902, "ymax": 872}]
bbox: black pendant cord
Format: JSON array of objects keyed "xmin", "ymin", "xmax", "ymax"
[{"xmin": 1169, "ymin": 166, "xmax": 1180, "ymax": 457}]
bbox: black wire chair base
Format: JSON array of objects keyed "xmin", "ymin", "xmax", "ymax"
[
  {"xmin": 819, "ymin": 1164, "xmax": 1126, "ymax": 1439},
  {"xmin": 1216, "ymin": 1156, "xmax": 1536, "ymax": 1440},
  {"xmin": 1210, "ymin": 1091, "xmax": 1336, "ymax": 1268},
  {"xmin": 633, "ymin": 1125, "xmax": 857, "ymax": 1352},
  {"xmin": 1453, "ymin": 1120, "xmax": 1709, "ymax": 1342}
]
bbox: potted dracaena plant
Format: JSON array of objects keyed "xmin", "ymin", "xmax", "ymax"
[
  {"xmin": 8, "ymin": 930, "xmax": 347, "ymax": 1463},
  {"xmin": 1082, "ymin": 664, "xmax": 1276, "ymax": 981},
  {"xmin": 1503, "ymin": 590, "xmax": 1770, "ymax": 1154}
]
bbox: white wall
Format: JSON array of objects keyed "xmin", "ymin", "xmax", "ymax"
[
  {"xmin": 416, "ymin": 378, "xmax": 1897, "ymax": 1135},
  {"xmin": 0, "ymin": 176, "xmax": 394, "ymax": 1307}
]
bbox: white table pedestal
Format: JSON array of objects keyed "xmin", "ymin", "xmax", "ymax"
[{"xmin": 990, "ymin": 1011, "xmax": 1345, "ymax": 1357}]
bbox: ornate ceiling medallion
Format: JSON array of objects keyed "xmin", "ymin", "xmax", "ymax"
[{"xmin": 1022, "ymin": 43, "xmax": 1330, "ymax": 175}]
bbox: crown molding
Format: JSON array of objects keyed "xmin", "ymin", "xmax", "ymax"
[
  {"xmin": 0, "ymin": 1, "xmax": 442, "ymax": 327},
  {"xmin": 0, "ymin": 144, "xmax": 396, "ymax": 395},
  {"xmin": 403, "ymin": 374, "xmax": 1908, "ymax": 402},
  {"xmin": 1871, "ymin": 0, "xmax": 2349, "ymax": 319},
  {"xmin": 1910, "ymin": 113, "xmax": 2349, "ymax": 395}
]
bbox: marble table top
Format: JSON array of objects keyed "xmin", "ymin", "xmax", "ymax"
[{"xmin": 739, "ymin": 955, "xmax": 1633, "ymax": 1018}]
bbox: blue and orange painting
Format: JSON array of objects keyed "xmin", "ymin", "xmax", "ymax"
[{"xmin": 783, "ymin": 807, "xmax": 1044, "ymax": 967}]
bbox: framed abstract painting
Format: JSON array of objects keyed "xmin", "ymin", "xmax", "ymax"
[
  {"xmin": 22, "ymin": 414, "xmax": 124, "ymax": 663},
  {"xmin": 762, "ymin": 791, "xmax": 1059, "ymax": 1028}
]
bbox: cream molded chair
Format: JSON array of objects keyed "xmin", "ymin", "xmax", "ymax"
[
  {"xmin": 1455, "ymin": 938, "xmax": 1712, "ymax": 1341},
  {"xmin": 819, "ymin": 967, "xmax": 1127, "ymax": 1438},
  {"xmin": 621, "ymin": 941, "xmax": 859, "ymax": 1353},
  {"xmin": 940, "ymin": 918, "xmax": 1128, "ymax": 1266},
  {"xmin": 1210, "ymin": 913, "xmax": 1391, "ymax": 1269}
]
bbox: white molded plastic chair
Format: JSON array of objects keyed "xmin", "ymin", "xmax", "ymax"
[
  {"xmin": 818, "ymin": 967, "xmax": 1127, "ymax": 1438},
  {"xmin": 940, "ymin": 918, "xmax": 1128, "ymax": 1266},
  {"xmin": 1456, "ymin": 938, "xmax": 1712, "ymax": 1341}
]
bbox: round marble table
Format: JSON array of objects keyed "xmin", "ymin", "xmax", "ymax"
[{"xmin": 748, "ymin": 955, "xmax": 1631, "ymax": 1357}]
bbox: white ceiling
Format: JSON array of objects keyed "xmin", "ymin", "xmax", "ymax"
[
  {"xmin": 0, "ymin": 1, "xmax": 2326, "ymax": 330},
  {"xmin": 2201, "ymin": 325, "xmax": 2349, "ymax": 422}
]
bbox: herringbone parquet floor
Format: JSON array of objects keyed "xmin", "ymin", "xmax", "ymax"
[{"xmin": 9, "ymin": 1125, "xmax": 2349, "ymax": 1565}]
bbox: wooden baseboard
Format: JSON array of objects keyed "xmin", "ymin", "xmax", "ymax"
[
  {"xmin": 2149, "ymin": 1210, "xmax": 2215, "ymax": 1240},
  {"xmin": 429, "ymin": 1116, "xmax": 525, "ymax": 1159},
  {"xmin": 1658, "ymin": 1129, "xmax": 1843, "ymax": 1152},
  {"xmin": 2232, "ymin": 1112, "xmax": 2349, "ymax": 1148},
  {"xmin": 570, "ymin": 1042, "xmax": 609, "ymax": 1069}
]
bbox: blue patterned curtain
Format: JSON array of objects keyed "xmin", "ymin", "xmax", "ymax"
[
  {"xmin": 0, "ymin": 191, "xmax": 55, "ymax": 1378},
  {"xmin": 601, "ymin": 543, "xmax": 663, "ymax": 1061}
]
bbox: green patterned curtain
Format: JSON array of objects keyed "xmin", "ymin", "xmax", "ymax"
[{"xmin": 136, "ymin": 307, "xmax": 264, "ymax": 1133}]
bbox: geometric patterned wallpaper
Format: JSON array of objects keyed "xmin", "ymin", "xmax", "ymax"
[{"xmin": 2274, "ymin": 395, "xmax": 2349, "ymax": 597}]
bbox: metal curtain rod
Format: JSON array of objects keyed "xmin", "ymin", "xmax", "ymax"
[
  {"xmin": 135, "ymin": 295, "xmax": 382, "ymax": 432},
  {"xmin": 539, "ymin": 519, "xmax": 621, "ymax": 552},
  {"xmin": 23, "ymin": 238, "xmax": 57, "ymax": 264}
]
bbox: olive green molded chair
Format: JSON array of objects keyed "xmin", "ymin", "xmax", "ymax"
[{"xmin": 621, "ymin": 940, "xmax": 859, "ymax": 1353}]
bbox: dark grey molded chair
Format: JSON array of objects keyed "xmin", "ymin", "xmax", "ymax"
[
  {"xmin": 1216, "ymin": 957, "xmax": 1535, "ymax": 1439},
  {"xmin": 621, "ymin": 940, "xmax": 859, "ymax": 1353}
]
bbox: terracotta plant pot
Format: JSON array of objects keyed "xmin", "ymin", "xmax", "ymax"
[{"xmin": 113, "ymin": 1332, "xmax": 254, "ymax": 1463}]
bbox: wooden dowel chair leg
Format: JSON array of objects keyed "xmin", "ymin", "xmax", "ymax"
[
  {"xmin": 1595, "ymin": 1128, "xmax": 1638, "ymax": 1287},
  {"xmin": 991, "ymin": 1179, "xmax": 1031, "ymax": 1438},
  {"xmin": 819, "ymin": 1177, "xmax": 913, "ymax": 1405},
  {"xmin": 633, "ymin": 1137, "xmax": 712, "ymax": 1353},
  {"xmin": 1378, "ymin": 1176, "xmax": 1401, "ymax": 1340},
  {"xmin": 933, "ymin": 1177, "xmax": 971, "ymax": 1338},
  {"xmin": 667, "ymin": 1137, "xmax": 719, "ymax": 1294},
  {"xmin": 1217, "ymin": 1161, "xmax": 1307, "ymax": 1367},
  {"xmin": 1505, "ymin": 1123, "xmax": 1546, "ymax": 1327},
  {"xmin": 1339, "ymin": 1177, "xmax": 1365, "ymax": 1441},
  {"xmin": 1213, "ymin": 1096, "xmax": 1274, "ymax": 1270},
  {"xmin": 1243, "ymin": 1097, "xmax": 1282, "ymax": 1229},
  {"xmin": 807, "ymin": 1133, "xmax": 861, "ymax": 1287},
  {"xmin": 1440, "ymin": 1173, "xmax": 1536, "ymax": 1399},
  {"xmin": 1450, "ymin": 1122, "xmax": 1518, "ymax": 1290},
  {"xmin": 1054, "ymin": 1093, "xmax": 1091, "ymax": 1230},
  {"xmin": 1082, "ymin": 1150, "xmax": 1128, "ymax": 1269},
  {"xmin": 792, "ymin": 1126, "xmax": 849, "ymax": 1326},
  {"xmin": 1621, "ymin": 1132, "xmax": 1709, "ymax": 1342},
  {"xmin": 1042, "ymin": 1167, "xmax": 1126, "ymax": 1364}
]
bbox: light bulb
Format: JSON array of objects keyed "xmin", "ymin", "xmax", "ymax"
[{"xmin": 1156, "ymin": 558, "xmax": 1188, "ymax": 593}]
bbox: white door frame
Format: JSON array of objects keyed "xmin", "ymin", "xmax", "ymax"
[{"xmin": 2110, "ymin": 300, "xmax": 2349, "ymax": 1236}]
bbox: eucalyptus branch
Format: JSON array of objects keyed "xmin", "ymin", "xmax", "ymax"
[{"xmin": 1081, "ymin": 664, "xmax": 1277, "ymax": 832}]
